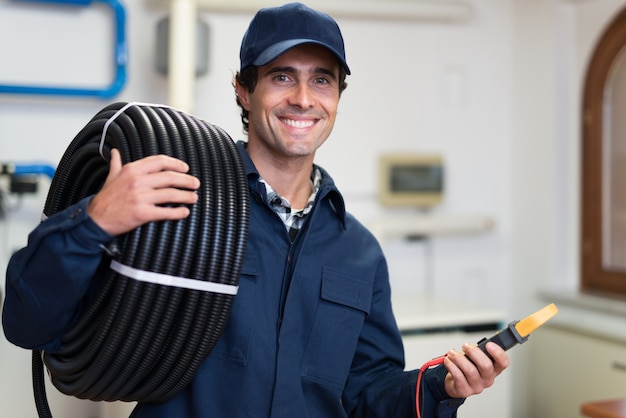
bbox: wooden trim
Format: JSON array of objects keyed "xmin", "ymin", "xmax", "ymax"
[
  {"xmin": 581, "ymin": 6, "xmax": 626, "ymax": 295},
  {"xmin": 581, "ymin": 398, "xmax": 626, "ymax": 418}
]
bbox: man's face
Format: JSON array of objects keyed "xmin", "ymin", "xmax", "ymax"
[{"xmin": 237, "ymin": 44, "xmax": 341, "ymax": 161}]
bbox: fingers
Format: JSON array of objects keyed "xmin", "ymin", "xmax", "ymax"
[
  {"xmin": 483, "ymin": 341, "xmax": 511, "ymax": 374},
  {"xmin": 149, "ymin": 168, "xmax": 200, "ymax": 194},
  {"xmin": 104, "ymin": 150, "xmax": 197, "ymax": 190},
  {"xmin": 444, "ymin": 347, "xmax": 485, "ymax": 398},
  {"xmin": 126, "ymin": 153, "xmax": 192, "ymax": 178},
  {"xmin": 134, "ymin": 186, "xmax": 200, "ymax": 208},
  {"xmin": 124, "ymin": 154, "xmax": 200, "ymax": 197},
  {"xmin": 443, "ymin": 342, "xmax": 510, "ymax": 399},
  {"xmin": 88, "ymin": 152, "xmax": 201, "ymax": 236},
  {"xmin": 108, "ymin": 148, "xmax": 123, "ymax": 178}
]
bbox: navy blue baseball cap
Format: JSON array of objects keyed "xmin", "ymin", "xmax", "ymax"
[{"xmin": 239, "ymin": 2, "xmax": 351, "ymax": 74}]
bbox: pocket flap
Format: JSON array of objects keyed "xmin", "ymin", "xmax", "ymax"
[{"xmin": 321, "ymin": 268, "xmax": 372, "ymax": 314}]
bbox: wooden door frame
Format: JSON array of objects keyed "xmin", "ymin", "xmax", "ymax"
[{"xmin": 581, "ymin": 6, "xmax": 626, "ymax": 295}]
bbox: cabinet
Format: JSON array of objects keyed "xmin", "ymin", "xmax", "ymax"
[{"xmin": 530, "ymin": 325, "xmax": 626, "ymax": 418}]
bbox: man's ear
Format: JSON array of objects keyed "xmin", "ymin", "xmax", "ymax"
[{"xmin": 235, "ymin": 81, "xmax": 251, "ymax": 111}]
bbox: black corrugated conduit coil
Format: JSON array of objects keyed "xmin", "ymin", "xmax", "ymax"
[{"xmin": 31, "ymin": 102, "xmax": 249, "ymax": 418}]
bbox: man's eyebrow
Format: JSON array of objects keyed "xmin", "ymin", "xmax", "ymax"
[
  {"xmin": 314, "ymin": 67, "xmax": 338, "ymax": 80},
  {"xmin": 266, "ymin": 66, "xmax": 295, "ymax": 75}
]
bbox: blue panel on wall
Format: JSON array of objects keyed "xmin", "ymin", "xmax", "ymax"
[{"xmin": 0, "ymin": 0, "xmax": 127, "ymax": 98}]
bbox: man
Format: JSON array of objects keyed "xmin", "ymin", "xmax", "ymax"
[{"xmin": 3, "ymin": 3, "xmax": 509, "ymax": 417}]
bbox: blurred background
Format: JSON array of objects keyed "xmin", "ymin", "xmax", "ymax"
[{"xmin": 1, "ymin": 0, "xmax": 625, "ymax": 417}]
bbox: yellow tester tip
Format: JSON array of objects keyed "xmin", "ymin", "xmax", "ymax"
[{"xmin": 515, "ymin": 303, "xmax": 559, "ymax": 338}]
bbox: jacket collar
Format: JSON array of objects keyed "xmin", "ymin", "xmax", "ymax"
[{"xmin": 236, "ymin": 140, "xmax": 346, "ymax": 226}]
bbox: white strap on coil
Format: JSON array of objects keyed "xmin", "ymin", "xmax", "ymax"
[
  {"xmin": 110, "ymin": 260, "xmax": 239, "ymax": 295},
  {"xmin": 98, "ymin": 101, "xmax": 177, "ymax": 160}
]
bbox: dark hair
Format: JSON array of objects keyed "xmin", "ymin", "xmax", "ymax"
[{"xmin": 234, "ymin": 65, "xmax": 348, "ymax": 133}]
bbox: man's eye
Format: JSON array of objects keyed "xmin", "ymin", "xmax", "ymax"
[
  {"xmin": 274, "ymin": 74, "xmax": 290, "ymax": 82},
  {"xmin": 314, "ymin": 77, "xmax": 330, "ymax": 85}
]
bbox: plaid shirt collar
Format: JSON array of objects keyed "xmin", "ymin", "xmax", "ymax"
[{"xmin": 260, "ymin": 168, "xmax": 322, "ymax": 240}]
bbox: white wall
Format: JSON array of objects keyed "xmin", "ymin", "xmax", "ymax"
[
  {"xmin": 324, "ymin": 1, "xmax": 514, "ymax": 310},
  {"xmin": 509, "ymin": 1, "xmax": 626, "ymax": 417},
  {"xmin": 1, "ymin": 0, "xmax": 624, "ymax": 417}
]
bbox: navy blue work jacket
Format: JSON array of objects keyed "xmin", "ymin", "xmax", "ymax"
[{"xmin": 3, "ymin": 141, "xmax": 463, "ymax": 417}]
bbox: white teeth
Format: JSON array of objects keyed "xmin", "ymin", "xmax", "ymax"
[{"xmin": 283, "ymin": 118, "xmax": 314, "ymax": 128}]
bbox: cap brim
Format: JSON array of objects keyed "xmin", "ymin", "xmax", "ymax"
[{"xmin": 252, "ymin": 39, "xmax": 351, "ymax": 75}]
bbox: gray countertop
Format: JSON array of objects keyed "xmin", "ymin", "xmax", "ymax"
[
  {"xmin": 391, "ymin": 295, "xmax": 506, "ymax": 331},
  {"xmin": 538, "ymin": 287, "xmax": 626, "ymax": 343}
]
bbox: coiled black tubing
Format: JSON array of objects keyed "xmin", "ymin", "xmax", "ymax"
[{"xmin": 31, "ymin": 102, "xmax": 249, "ymax": 417}]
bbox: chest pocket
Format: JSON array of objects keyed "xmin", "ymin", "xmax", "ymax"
[{"xmin": 302, "ymin": 267, "xmax": 373, "ymax": 390}]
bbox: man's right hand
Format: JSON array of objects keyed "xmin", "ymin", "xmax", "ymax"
[{"xmin": 87, "ymin": 148, "xmax": 200, "ymax": 236}]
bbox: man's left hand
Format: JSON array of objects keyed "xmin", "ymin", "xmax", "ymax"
[{"xmin": 443, "ymin": 341, "xmax": 510, "ymax": 398}]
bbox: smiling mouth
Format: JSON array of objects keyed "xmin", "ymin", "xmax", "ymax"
[{"xmin": 281, "ymin": 118, "xmax": 316, "ymax": 129}]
